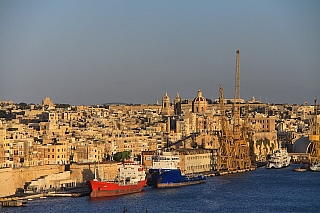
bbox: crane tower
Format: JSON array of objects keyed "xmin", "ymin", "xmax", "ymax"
[
  {"xmin": 233, "ymin": 50, "xmax": 251, "ymax": 170},
  {"xmin": 310, "ymin": 98, "xmax": 320, "ymax": 164},
  {"xmin": 217, "ymin": 50, "xmax": 251, "ymax": 171}
]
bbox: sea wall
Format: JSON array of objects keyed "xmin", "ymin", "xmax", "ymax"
[
  {"xmin": 0, "ymin": 165, "xmax": 64, "ymax": 197},
  {"xmin": 0, "ymin": 163, "xmax": 120, "ymax": 197}
]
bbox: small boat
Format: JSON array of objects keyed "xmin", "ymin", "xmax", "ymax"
[
  {"xmin": 292, "ymin": 164, "xmax": 308, "ymax": 172},
  {"xmin": 149, "ymin": 151, "xmax": 206, "ymax": 188},
  {"xmin": 88, "ymin": 161, "xmax": 147, "ymax": 198},
  {"xmin": 39, "ymin": 196, "xmax": 47, "ymax": 199},
  {"xmin": 310, "ymin": 161, "xmax": 320, "ymax": 172},
  {"xmin": 293, "ymin": 167, "xmax": 307, "ymax": 172},
  {"xmin": 266, "ymin": 149, "xmax": 290, "ymax": 169}
]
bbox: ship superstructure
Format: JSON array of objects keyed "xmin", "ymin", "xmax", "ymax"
[{"xmin": 149, "ymin": 151, "xmax": 206, "ymax": 188}]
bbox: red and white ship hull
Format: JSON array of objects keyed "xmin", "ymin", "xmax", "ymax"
[{"xmin": 88, "ymin": 179, "xmax": 147, "ymax": 198}]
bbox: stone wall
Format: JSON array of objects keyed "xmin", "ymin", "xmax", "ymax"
[
  {"xmin": 253, "ymin": 132, "xmax": 278, "ymax": 161},
  {"xmin": 70, "ymin": 162, "xmax": 119, "ymax": 183},
  {"xmin": 0, "ymin": 162, "xmax": 121, "ymax": 197},
  {"xmin": 0, "ymin": 165, "xmax": 64, "ymax": 197}
]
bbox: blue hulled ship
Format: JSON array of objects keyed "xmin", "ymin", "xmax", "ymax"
[{"xmin": 149, "ymin": 151, "xmax": 206, "ymax": 188}]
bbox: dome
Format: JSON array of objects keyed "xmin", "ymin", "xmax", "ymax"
[
  {"xmin": 193, "ymin": 89, "xmax": 206, "ymax": 103},
  {"xmin": 192, "ymin": 89, "xmax": 208, "ymax": 113},
  {"xmin": 292, "ymin": 136, "xmax": 311, "ymax": 153},
  {"xmin": 194, "ymin": 96, "xmax": 206, "ymax": 102}
]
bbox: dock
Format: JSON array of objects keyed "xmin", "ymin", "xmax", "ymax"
[
  {"xmin": 0, "ymin": 197, "xmax": 27, "ymax": 207},
  {"xmin": 204, "ymin": 167, "xmax": 256, "ymax": 177},
  {"xmin": 46, "ymin": 191, "xmax": 90, "ymax": 197}
]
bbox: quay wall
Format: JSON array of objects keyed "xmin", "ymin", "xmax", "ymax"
[
  {"xmin": 0, "ymin": 165, "xmax": 64, "ymax": 197},
  {"xmin": 0, "ymin": 163, "xmax": 119, "ymax": 197}
]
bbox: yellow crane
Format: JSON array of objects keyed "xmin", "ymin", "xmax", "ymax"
[
  {"xmin": 309, "ymin": 98, "xmax": 320, "ymax": 164},
  {"xmin": 217, "ymin": 84, "xmax": 235, "ymax": 170},
  {"xmin": 217, "ymin": 50, "xmax": 251, "ymax": 171},
  {"xmin": 233, "ymin": 50, "xmax": 251, "ymax": 170}
]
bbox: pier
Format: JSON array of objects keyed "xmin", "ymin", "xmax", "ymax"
[
  {"xmin": 204, "ymin": 167, "xmax": 256, "ymax": 177},
  {"xmin": 1, "ymin": 200, "xmax": 24, "ymax": 207}
]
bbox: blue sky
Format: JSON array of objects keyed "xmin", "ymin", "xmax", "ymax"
[{"xmin": 1, "ymin": 0, "xmax": 319, "ymax": 105}]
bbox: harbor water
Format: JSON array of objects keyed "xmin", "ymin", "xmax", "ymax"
[{"xmin": 4, "ymin": 165, "xmax": 320, "ymax": 213}]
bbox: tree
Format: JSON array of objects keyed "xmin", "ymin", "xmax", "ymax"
[
  {"xmin": 0, "ymin": 110, "xmax": 6, "ymax": 118},
  {"xmin": 113, "ymin": 151, "xmax": 131, "ymax": 162},
  {"xmin": 55, "ymin": 103, "xmax": 71, "ymax": 109},
  {"xmin": 18, "ymin": 102, "xmax": 29, "ymax": 110}
]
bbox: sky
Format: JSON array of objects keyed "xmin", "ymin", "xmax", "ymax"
[{"xmin": 1, "ymin": 0, "xmax": 319, "ymax": 106}]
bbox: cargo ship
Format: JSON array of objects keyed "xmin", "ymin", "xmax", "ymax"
[
  {"xmin": 88, "ymin": 161, "xmax": 147, "ymax": 198},
  {"xmin": 149, "ymin": 151, "xmax": 206, "ymax": 188}
]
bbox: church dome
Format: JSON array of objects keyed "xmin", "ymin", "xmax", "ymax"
[
  {"xmin": 194, "ymin": 96, "xmax": 206, "ymax": 102},
  {"xmin": 192, "ymin": 89, "xmax": 208, "ymax": 113},
  {"xmin": 193, "ymin": 89, "xmax": 206, "ymax": 103}
]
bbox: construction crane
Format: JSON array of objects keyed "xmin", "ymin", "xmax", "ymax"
[
  {"xmin": 309, "ymin": 98, "xmax": 320, "ymax": 164},
  {"xmin": 233, "ymin": 50, "xmax": 241, "ymax": 140},
  {"xmin": 216, "ymin": 50, "xmax": 251, "ymax": 171},
  {"xmin": 217, "ymin": 84, "xmax": 234, "ymax": 170},
  {"xmin": 232, "ymin": 50, "xmax": 251, "ymax": 170}
]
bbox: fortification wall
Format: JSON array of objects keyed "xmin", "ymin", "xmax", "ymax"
[
  {"xmin": 0, "ymin": 163, "xmax": 119, "ymax": 197},
  {"xmin": 0, "ymin": 165, "xmax": 64, "ymax": 197},
  {"xmin": 0, "ymin": 168, "xmax": 15, "ymax": 197},
  {"xmin": 70, "ymin": 162, "xmax": 119, "ymax": 182}
]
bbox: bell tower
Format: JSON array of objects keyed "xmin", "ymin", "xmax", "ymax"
[
  {"xmin": 174, "ymin": 93, "xmax": 182, "ymax": 115},
  {"xmin": 162, "ymin": 93, "xmax": 171, "ymax": 116}
]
